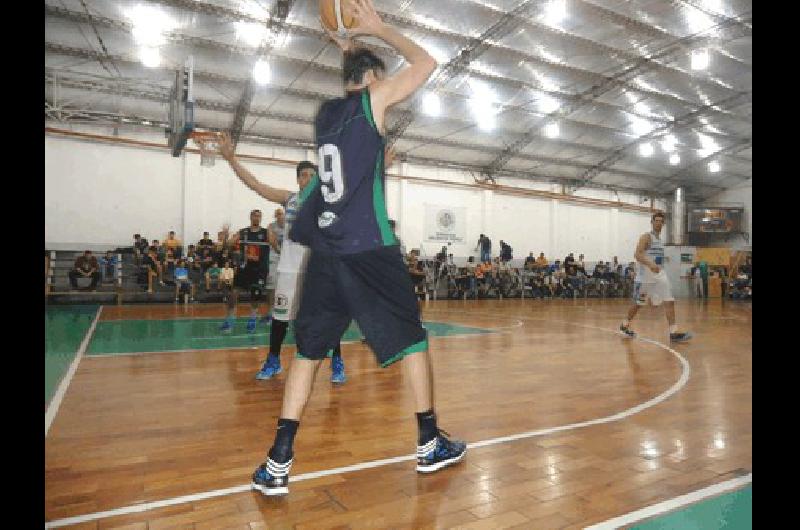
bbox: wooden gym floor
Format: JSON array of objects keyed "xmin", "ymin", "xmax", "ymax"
[{"xmin": 45, "ymin": 298, "xmax": 752, "ymax": 529}]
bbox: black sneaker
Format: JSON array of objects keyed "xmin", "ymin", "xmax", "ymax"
[
  {"xmin": 620, "ymin": 323, "xmax": 636, "ymax": 338},
  {"xmin": 251, "ymin": 457, "xmax": 292, "ymax": 496},
  {"xmin": 670, "ymin": 331, "xmax": 693, "ymax": 343},
  {"xmin": 416, "ymin": 430, "xmax": 467, "ymax": 473}
]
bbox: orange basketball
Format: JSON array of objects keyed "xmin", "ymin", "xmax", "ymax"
[{"xmin": 319, "ymin": 0, "xmax": 357, "ymax": 35}]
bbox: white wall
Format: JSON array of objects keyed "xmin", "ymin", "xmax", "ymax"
[
  {"xmin": 704, "ymin": 179, "xmax": 752, "ymax": 249},
  {"xmin": 45, "ymin": 124, "xmax": 659, "ymax": 261}
]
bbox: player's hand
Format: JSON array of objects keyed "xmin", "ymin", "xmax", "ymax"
[
  {"xmin": 384, "ymin": 145, "xmax": 396, "ymax": 169},
  {"xmin": 321, "ymin": 20, "xmax": 354, "ymax": 50},
  {"xmin": 349, "ymin": 0, "xmax": 385, "ymax": 37},
  {"xmin": 218, "ymin": 132, "xmax": 235, "ymax": 161},
  {"xmin": 650, "ymin": 265, "xmax": 661, "ymax": 274}
]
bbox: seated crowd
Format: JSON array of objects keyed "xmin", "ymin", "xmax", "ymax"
[
  {"xmin": 133, "ymin": 228, "xmax": 240, "ymax": 301},
  {"xmin": 405, "ymin": 246, "xmax": 637, "ymax": 300}
]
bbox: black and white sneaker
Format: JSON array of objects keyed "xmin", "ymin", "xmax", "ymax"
[
  {"xmin": 416, "ymin": 430, "xmax": 467, "ymax": 473},
  {"xmin": 670, "ymin": 331, "xmax": 693, "ymax": 343},
  {"xmin": 251, "ymin": 457, "xmax": 292, "ymax": 496},
  {"xmin": 619, "ymin": 323, "xmax": 636, "ymax": 338}
]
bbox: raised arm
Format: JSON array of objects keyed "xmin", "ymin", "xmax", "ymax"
[
  {"xmin": 218, "ymin": 132, "xmax": 292, "ymax": 205},
  {"xmin": 347, "ymin": 0, "xmax": 436, "ymax": 128}
]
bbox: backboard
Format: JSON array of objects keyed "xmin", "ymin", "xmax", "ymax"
[{"xmin": 167, "ymin": 56, "xmax": 194, "ymax": 157}]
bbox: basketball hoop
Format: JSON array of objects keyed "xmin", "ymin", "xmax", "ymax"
[{"xmin": 192, "ymin": 131, "xmax": 221, "ymax": 167}]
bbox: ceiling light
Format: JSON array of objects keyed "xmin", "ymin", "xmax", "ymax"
[
  {"xmin": 691, "ymin": 49, "xmax": 710, "ymax": 70},
  {"xmin": 235, "ymin": 21, "xmax": 268, "ymax": 47},
  {"xmin": 629, "ymin": 115, "xmax": 655, "ymax": 136},
  {"xmin": 669, "ymin": 153, "xmax": 681, "ymax": 165},
  {"xmin": 543, "ymin": 0, "xmax": 567, "ymax": 25},
  {"xmin": 139, "ymin": 46, "xmax": 161, "ymax": 68},
  {"xmin": 639, "ymin": 142, "xmax": 654, "ymax": 157},
  {"xmin": 538, "ymin": 94, "xmax": 560, "ymax": 114},
  {"xmin": 708, "ymin": 161, "xmax": 720, "ymax": 173},
  {"xmin": 661, "ymin": 134, "xmax": 677, "ymax": 152},
  {"xmin": 126, "ymin": 5, "xmax": 177, "ymax": 46},
  {"xmin": 544, "ymin": 122, "xmax": 559, "ymax": 138},
  {"xmin": 253, "ymin": 59, "xmax": 271, "ymax": 85},
  {"xmin": 422, "ymin": 92, "xmax": 441, "ymax": 117}
]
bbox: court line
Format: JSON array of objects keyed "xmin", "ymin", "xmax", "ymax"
[
  {"xmin": 584, "ymin": 473, "xmax": 752, "ymax": 529},
  {"xmin": 45, "ymin": 305, "xmax": 103, "ymax": 437},
  {"xmin": 45, "ymin": 323, "xmax": 691, "ymax": 528}
]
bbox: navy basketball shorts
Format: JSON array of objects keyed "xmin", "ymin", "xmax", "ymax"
[
  {"xmin": 294, "ymin": 245, "xmax": 428, "ymax": 367},
  {"xmin": 235, "ymin": 262, "xmax": 267, "ymax": 300}
]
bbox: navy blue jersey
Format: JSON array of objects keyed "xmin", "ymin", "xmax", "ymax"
[
  {"xmin": 238, "ymin": 226, "xmax": 270, "ymax": 278},
  {"xmin": 290, "ymin": 88, "xmax": 397, "ymax": 255}
]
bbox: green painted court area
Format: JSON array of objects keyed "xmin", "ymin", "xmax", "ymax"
[
  {"xmin": 86, "ymin": 318, "xmax": 491, "ymax": 356},
  {"xmin": 632, "ymin": 485, "xmax": 751, "ymax": 530},
  {"xmin": 45, "ymin": 305, "xmax": 98, "ymax": 406}
]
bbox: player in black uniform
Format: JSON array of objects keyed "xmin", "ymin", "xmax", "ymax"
[
  {"xmin": 250, "ymin": 0, "xmax": 466, "ymax": 496},
  {"xmin": 220, "ymin": 209, "xmax": 270, "ymax": 333}
]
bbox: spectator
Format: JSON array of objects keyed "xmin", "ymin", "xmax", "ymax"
[
  {"xmin": 205, "ymin": 261, "xmax": 222, "ymax": 292},
  {"xmin": 200, "ymin": 247, "xmax": 215, "ymax": 273},
  {"xmin": 564, "ymin": 252, "xmax": 576, "ymax": 270},
  {"xmin": 151, "ymin": 240, "xmax": 164, "ymax": 263},
  {"xmin": 197, "ymin": 232, "xmax": 214, "ymax": 252},
  {"xmin": 565, "ymin": 259, "xmax": 580, "ymax": 298},
  {"xmin": 500, "ymin": 240, "xmax": 513, "ymax": 262},
  {"xmin": 142, "ymin": 246, "xmax": 164, "ymax": 293},
  {"xmin": 164, "ymin": 231, "xmax": 182, "ymax": 257},
  {"xmin": 219, "ymin": 260, "xmax": 235, "ymax": 301},
  {"xmin": 174, "ymin": 259, "xmax": 195, "ymax": 303},
  {"xmin": 99, "ymin": 250, "xmax": 118, "ymax": 283},
  {"xmin": 164, "ymin": 248, "xmax": 177, "ymax": 279},
  {"xmin": 465, "ymin": 256, "xmax": 478, "ymax": 298},
  {"xmin": 698, "ymin": 260, "xmax": 709, "ymax": 299},
  {"xmin": 577, "ymin": 254, "xmax": 587, "ymax": 275},
  {"xmin": 268, "ymin": 210, "xmax": 286, "ymax": 255},
  {"xmin": 133, "ymin": 234, "xmax": 149, "ymax": 260},
  {"xmin": 69, "ymin": 250, "xmax": 101, "ymax": 291},
  {"xmin": 535, "ymin": 252, "xmax": 549, "ymax": 270},
  {"xmin": 525, "ymin": 252, "xmax": 536, "ymax": 270},
  {"xmin": 476, "ymin": 234, "xmax": 492, "ymax": 263}
]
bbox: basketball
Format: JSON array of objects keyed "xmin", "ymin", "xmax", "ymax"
[{"xmin": 319, "ymin": 0, "xmax": 357, "ymax": 35}]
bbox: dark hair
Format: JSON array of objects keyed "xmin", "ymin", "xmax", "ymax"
[
  {"xmin": 343, "ymin": 48, "xmax": 386, "ymax": 85},
  {"xmin": 296, "ymin": 161, "xmax": 317, "ymax": 178},
  {"xmin": 250, "ymin": 209, "xmax": 262, "ymax": 215},
  {"xmin": 134, "ymin": 233, "xmax": 141, "ymax": 238},
  {"xmin": 652, "ymin": 211, "xmax": 666, "ymax": 221}
]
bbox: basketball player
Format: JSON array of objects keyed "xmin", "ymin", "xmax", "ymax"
[
  {"xmin": 218, "ymin": 137, "xmax": 346, "ymax": 384},
  {"xmin": 219, "ymin": 209, "xmax": 270, "ymax": 333},
  {"xmin": 250, "ymin": 0, "xmax": 466, "ymax": 496},
  {"xmin": 620, "ymin": 211, "xmax": 693, "ymax": 342}
]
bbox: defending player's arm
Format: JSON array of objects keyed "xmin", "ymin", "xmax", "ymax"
[
  {"xmin": 634, "ymin": 233, "xmax": 660, "ymax": 274},
  {"xmin": 346, "ymin": 0, "xmax": 437, "ymax": 127},
  {"xmin": 268, "ymin": 227, "xmax": 280, "ymax": 254},
  {"xmin": 218, "ymin": 132, "xmax": 292, "ymax": 205}
]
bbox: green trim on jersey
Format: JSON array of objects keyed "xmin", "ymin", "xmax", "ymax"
[
  {"xmin": 362, "ymin": 89, "xmax": 376, "ymax": 131},
  {"xmin": 298, "ymin": 174, "xmax": 320, "ymax": 205},
  {"xmin": 372, "ymin": 149, "xmax": 397, "ymax": 246}
]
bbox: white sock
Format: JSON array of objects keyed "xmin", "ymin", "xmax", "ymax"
[{"xmin": 669, "ymin": 324, "xmax": 678, "ymax": 334}]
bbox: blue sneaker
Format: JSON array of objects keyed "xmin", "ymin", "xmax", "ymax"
[
  {"xmin": 416, "ymin": 430, "xmax": 467, "ymax": 473},
  {"xmin": 255, "ymin": 355, "xmax": 282, "ymax": 380},
  {"xmin": 219, "ymin": 320, "xmax": 233, "ymax": 334},
  {"xmin": 251, "ymin": 457, "xmax": 292, "ymax": 496},
  {"xmin": 331, "ymin": 356, "xmax": 346, "ymax": 384},
  {"xmin": 246, "ymin": 317, "xmax": 257, "ymax": 334}
]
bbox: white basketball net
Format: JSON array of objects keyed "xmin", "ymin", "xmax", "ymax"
[{"xmin": 195, "ymin": 136, "xmax": 219, "ymax": 167}]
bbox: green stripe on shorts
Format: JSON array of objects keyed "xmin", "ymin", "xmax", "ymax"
[{"xmin": 381, "ymin": 338, "xmax": 428, "ymax": 368}]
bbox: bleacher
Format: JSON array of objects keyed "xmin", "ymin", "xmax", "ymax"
[{"xmin": 45, "ymin": 249, "xmax": 232, "ymax": 304}]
